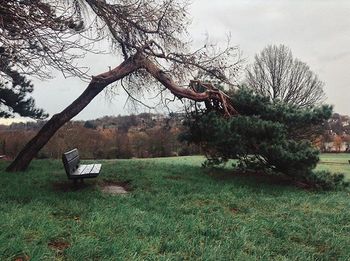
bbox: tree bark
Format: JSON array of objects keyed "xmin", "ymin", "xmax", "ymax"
[{"xmin": 6, "ymin": 56, "xmax": 141, "ymax": 172}]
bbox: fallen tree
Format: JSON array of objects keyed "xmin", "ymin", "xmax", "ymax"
[
  {"xmin": 6, "ymin": 0, "xmax": 241, "ymax": 172},
  {"xmin": 7, "ymin": 52, "xmax": 237, "ymax": 171}
]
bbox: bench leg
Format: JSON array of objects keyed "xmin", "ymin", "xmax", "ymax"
[
  {"xmin": 73, "ymin": 179, "xmax": 77, "ymax": 186},
  {"xmin": 80, "ymin": 178, "xmax": 84, "ymax": 184}
]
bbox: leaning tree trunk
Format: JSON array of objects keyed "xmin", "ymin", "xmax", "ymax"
[
  {"xmin": 7, "ymin": 54, "xmax": 236, "ymax": 172},
  {"xmin": 6, "ymin": 56, "xmax": 140, "ymax": 172}
]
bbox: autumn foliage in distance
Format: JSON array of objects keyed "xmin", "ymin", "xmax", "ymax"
[{"xmin": 0, "ymin": 113, "xmax": 199, "ymax": 160}]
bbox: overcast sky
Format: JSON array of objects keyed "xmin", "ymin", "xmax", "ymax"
[{"xmin": 2, "ymin": 0, "xmax": 350, "ymax": 124}]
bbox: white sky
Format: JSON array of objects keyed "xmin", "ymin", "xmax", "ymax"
[{"xmin": 2, "ymin": 0, "xmax": 350, "ymax": 124}]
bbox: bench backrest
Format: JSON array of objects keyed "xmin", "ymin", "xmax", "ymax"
[{"xmin": 62, "ymin": 148, "xmax": 80, "ymax": 176}]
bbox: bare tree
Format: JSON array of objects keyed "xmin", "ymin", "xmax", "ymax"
[
  {"xmin": 6, "ymin": 0, "xmax": 241, "ymax": 172},
  {"xmin": 0, "ymin": 0, "xmax": 95, "ymax": 79},
  {"xmin": 245, "ymin": 44, "xmax": 325, "ymax": 108},
  {"xmin": 0, "ymin": 0, "xmax": 100, "ymax": 119}
]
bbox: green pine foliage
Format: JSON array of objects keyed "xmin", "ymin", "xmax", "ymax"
[
  {"xmin": 0, "ymin": 62, "xmax": 48, "ymax": 119},
  {"xmin": 180, "ymin": 88, "xmax": 348, "ymax": 190}
]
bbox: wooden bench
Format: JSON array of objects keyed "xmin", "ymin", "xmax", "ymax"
[{"xmin": 62, "ymin": 148, "xmax": 101, "ymax": 182}]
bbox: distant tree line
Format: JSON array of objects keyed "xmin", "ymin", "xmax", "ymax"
[
  {"xmin": 1, "ymin": 110, "xmax": 349, "ymax": 160},
  {"xmin": 315, "ymin": 113, "xmax": 350, "ymax": 152},
  {"xmin": 0, "ymin": 113, "xmax": 200, "ymax": 159}
]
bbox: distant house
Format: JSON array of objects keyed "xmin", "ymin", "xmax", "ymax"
[{"xmin": 151, "ymin": 114, "xmax": 165, "ymax": 121}]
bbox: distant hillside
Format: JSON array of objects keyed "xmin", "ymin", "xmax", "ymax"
[
  {"xmin": 0, "ymin": 113, "xmax": 200, "ymax": 159},
  {"xmin": 0, "ymin": 113, "xmax": 182, "ymax": 131}
]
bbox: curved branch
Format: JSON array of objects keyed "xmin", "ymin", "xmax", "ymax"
[{"xmin": 140, "ymin": 56, "xmax": 238, "ymax": 116}]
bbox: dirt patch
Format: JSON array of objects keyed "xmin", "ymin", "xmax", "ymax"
[
  {"xmin": 100, "ymin": 179, "xmax": 132, "ymax": 195},
  {"xmin": 230, "ymin": 207, "xmax": 239, "ymax": 214},
  {"xmin": 48, "ymin": 240, "xmax": 70, "ymax": 251},
  {"xmin": 13, "ymin": 254, "xmax": 30, "ymax": 261},
  {"xmin": 101, "ymin": 185, "xmax": 128, "ymax": 195}
]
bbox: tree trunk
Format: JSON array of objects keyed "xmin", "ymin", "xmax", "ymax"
[
  {"xmin": 6, "ymin": 56, "xmax": 140, "ymax": 172},
  {"xmin": 6, "ymin": 54, "xmax": 236, "ymax": 172}
]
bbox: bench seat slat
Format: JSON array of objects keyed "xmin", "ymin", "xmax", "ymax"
[
  {"xmin": 80, "ymin": 164, "xmax": 94, "ymax": 175},
  {"xmin": 91, "ymin": 164, "xmax": 102, "ymax": 174},
  {"xmin": 72, "ymin": 164, "xmax": 88, "ymax": 176},
  {"xmin": 72, "ymin": 164, "xmax": 102, "ymax": 176}
]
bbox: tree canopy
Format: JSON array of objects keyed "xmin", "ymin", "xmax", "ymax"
[
  {"xmin": 1, "ymin": 0, "xmax": 240, "ymax": 112},
  {"xmin": 0, "ymin": 0, "xmax": 90, "ymax": 119},
  {"xmin": 0, "ymin": 0, "xmax": 89, "ymax": 78},
  {"xmin": 245, "ymin": 44, "xmax": 325, "ymax": 108},
  {"xmin": 180, "ymin": 88, "xmax": 347, "ymax": 189}
]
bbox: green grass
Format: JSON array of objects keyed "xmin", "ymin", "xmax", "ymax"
[
  {"xmin": 318, "ymin": 153, "xmax": 350, "ymax": 179},
  {"xmin": 0, "ymin": 155, "xmax": 349, "ymax": 260}
]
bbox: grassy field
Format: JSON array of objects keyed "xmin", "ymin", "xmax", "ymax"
[
  {"xmin": 317, "ymin": 153, "xmax": 350, "ymax": 179},
  {"xmin": 0, "ymin": 154, "xmax": 349, "ymax": 260}
]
